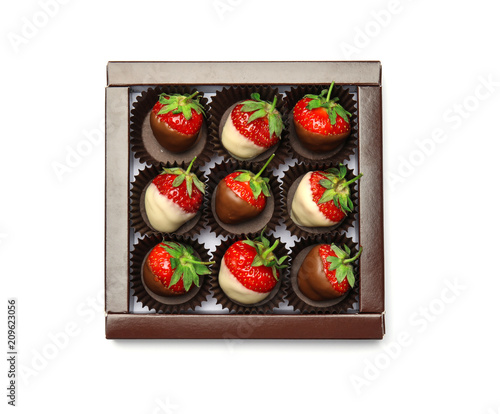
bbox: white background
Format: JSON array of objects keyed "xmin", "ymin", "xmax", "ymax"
[{"xmin": 1, "ymin": 0, "xmax": 500, "ymax": 413}]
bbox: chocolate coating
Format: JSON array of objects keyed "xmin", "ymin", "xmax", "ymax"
[
  {"xmin": 215, "ymin": 180, "xmax": 264, "ymax": 224},
  {"xmin": 149, "ymin": 111, "xmax": 200, "ymax": 153},
  {"xmin": 293, "ymin": 118, "xmax": 349, "ymax": 153},
  {"xmin": 142, "ymin": 259, "xmax": 185, "ymax": 297},
  {"xmin": 297, "ymin": 245, "xmax": 346, "ymax": 301}
]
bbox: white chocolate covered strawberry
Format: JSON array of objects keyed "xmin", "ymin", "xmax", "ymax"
[
  {"xmin": 221, "ymin": 93, "xmax": 283, "ymax": 160},
  {"xmin": 291, "ymin": 164, "xmax": 361, "ymax": 228},
  {"xmin": 145, "ymin": 157, "xmax": 204, "ymax": 233}
]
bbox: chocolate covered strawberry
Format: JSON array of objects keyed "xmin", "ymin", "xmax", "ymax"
[
  {"xmin": 291, "ymin": 164, "xmax": 362, "ymax": 228},
  {"xmin": 293, "ymin": 81, "xmax": 351, "ymax": 152},
  {"xmin": 215, "ymin": 154, "xmax": 275, "ymax": 224},
  {"xmin": 221, "ymin": 93, "xmax": 283, "ymax": 160},
  {"xmin": 150, "ymin": 91, "xmax": 205, "ymax": 153},
  {"xmin": 298, "ymin": 243, "xmax": 362, "ymax": 301},
  {"xmin": 143, "ymin": 241, "xmax": 214, "ymax": 296},
  {"xmin": 144, "ymin": 157, "xmax": 205, "ymax": 233},
  {"xmin": 218, "ymin": 232, "xmax": 287, "ymax": 305}
]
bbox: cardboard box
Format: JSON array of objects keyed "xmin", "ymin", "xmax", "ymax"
[{"xmin": 105, "ymin": 61, "xmax": 384, "ymax": 339}]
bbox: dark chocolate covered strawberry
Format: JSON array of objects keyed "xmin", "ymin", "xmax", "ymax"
[
  {"xmin": 215, "ymin": 154, "xmax": 275, "ymax": 224},
  {"xmin": 218, "ymin": 232, "xmax": 287, "ymax": 305},
  {"xmin": 297, "ymin": 243, "xmax": 362, "ymax": 301},
  {"xmin": 144, "ymin": 157, "xmax": 205, "ymax": 233},
  {"xmin": 150, "ymin": 91, "xmax": 205, "ymax": 153},
  {"xmin": 221, "ymin": 93, "xmax": 283, "ymax": 160},
  {"xmin": 293, "ymin": 82, "xmax": 351, "ymax": 152},
  {"xmin": 291, "ymin": 164, "xmax": 362, "ymax": 228},
  {"xmin": 143, "ymin": 241, "xmax": 214, "ymax": 296}
]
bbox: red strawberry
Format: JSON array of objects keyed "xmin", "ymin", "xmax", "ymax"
[
  {"xmin": 144, "ymin": 157, "xmax": 205, "ymax": 233},
  {"xmin": 143, "ymin": 241, "xmax": 214, "ymax": 296},
  {"xmin": 150, "ymin": 91, "xmax": 205, "ymax": 153},
  {"xmin": 297, "ymin": 243, "xmax": 362, "ymax": 301},
  {"xmin": 219, "ymin": 232, "xmax": 287, "ymax": 304},
  {"xmin": 221, "ymin": 93, "xmax": 283, "ymax": 160},
  {"xmin": 214, "ymin": 154, "xmax": 275, "ymax": 224},
  {"xmin": 291, "ymin": 164, "xmax": 362, "ymax": 227},
  {"xmin": 293, "ymin": 81, "xmax": 351, "ymax": 152}
]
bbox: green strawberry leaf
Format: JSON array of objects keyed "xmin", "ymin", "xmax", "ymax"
[
  {"xmin": 193, "ymin": 176, "xmax": 205, "ymax": 194},
  {"xmin": 325, "ymin": 167, "xmax": 340, "ymax": 176},
  {"xmin": 339, "ymin": 196, "xmax": 348, "ymax": 212},
  {"xmin": 339, "ymin": 164, "xmax": 347, "ymax": 179},
  {"xmin": 169, "ymin": 257, "xmax": 179, "ymax": 269},
  {"xmin": 186, "ymin": 176, "xmax": 193, "ymax": 198},
  {"xmin": 169, "ymin": 266, "xmax": 183, "ymax": 287},
  {"xmin": 327, "ymin": 256, "xmax": 342, "ymax": 270},
  {"xmin": 330, "ymin": 244, "xmax": 347, "ymax": 259},
  {"xmin": 162, "ymin": 167, "xmax": 184, "ymax": 175},
  {"xmin": 242, "ymin": 240, "xmax": 256, "ymax": 248},
  {"xmin": 172, "ymin": 174, "xmax": 186, "ymax": 187},
  {"xmin": 164, "ymin": 246, "xmax": 182, "ymax": 258},
  {"xmin": 277, "ymin": 256, "xmax": 287, "ymax": 265},
  {"xmin": 319, "ymin": 179, "xmax": 334, "ymax": 189},
  {"xmin": 261, "ymin": 184, "xmax": 270, "ymax": 197},
  {"xmin": 247, "ymin": 108, "xmax": 267, "ymax": 124},
  {"xmin": 268, "ymin": 113, "xmax": 283, "ymax": 137},
  {"xmin": 346, "ymin": 267, "xmax": 355, "ymax": 288},
  {"xmin": 347, "ymin": 197, "xmax": 354, "ymax": 212},
  {"xmin": 336, "ymin": 265, "xmax": 348, "ymax": 283},
  {"xmin": 241, "ymin": 101, "xmax": 264, "ymax": 112},
  {"xmin": 234, "ymin": 172, "xmax": 251, "ymax": 182},
  {"xmin": 318, "ymin": 189, "xmax": 335, "ymax": 204},
  {"xmin": 251, "ymin": 255, "xmax": 264, "ymax": 267},
  {"xmin": 249, "ymin": 180, "xmax": 261, "ymax": 198},
  {"xmin": 181, "ymin": 104, "xmax": 192, "ymax": 121},
  {"xmin": 157, "ymin": 103, "xmax": 178, "ymax": 115},
  {"xmin": 193, "ymin": 263, "xmax": 211, "ymax": 275},
  {"xmin": 344, "ymin": 244, "xmax": 351, "ymax": 256}
]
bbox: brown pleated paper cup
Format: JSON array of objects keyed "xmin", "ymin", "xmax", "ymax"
[
  {"xmin": 286, "ymin": 234, "xmax": 359, "ymax": 314},
  {"xmin": 130, "ymin": 161, "xmax": 207, "ymax": 237},
  {"xmin": 282, "ymin": 162, "xmax": 359, "ymax": 240},
  {"xmin": 205, "ymin": 160, "xmax": 283, "ymax": 237},
  {"xmin": 130, "ymin": 233, "xmax": 213, "ymax": 313},
  {"xmin": 209, "ymin": 236, "xmax": 290, "ymax": 314},
  {"xmin": 130, "ymin": 86, "xmax": 213, "ymax": 166},
  {"xmin": 208, "ymin": 85, "xmax": 291, "ymax": 168},
  {"xmin": 283, "ymin": 84, "xmax": 358, "ymax": 164}
]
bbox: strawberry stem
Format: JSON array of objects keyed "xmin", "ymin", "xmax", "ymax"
[
  {"xmin": 254, "ymin": 154, "xmax": 275, "ymax": 179},
  {"xmin": 344, "ymin": 247, "xmax": 363, "ymax": 264},
  {"xmin": 185, "ymin": 156, "xmax": 197, "ymax": 175},
  {"xmin": 340, "ymin": 173, "xmax": 363, "ymax": 188},
  {"xmin": 188, "ymin": 91, "xmax": 200, "ymax": 100},
  {"xmin": 183, "ymin": 258, "xmax": 215, "ymax": 266},
  {"xmin": 325, "ymin": 81, "xmax": 335, "ymax": 103},
  {"xmin": 262, "ymin": 239, "xmax": 279, "ymax": 260},
  {"xmin": 269, "ymin": 96, "xmax": 277, "ymax": 112}
]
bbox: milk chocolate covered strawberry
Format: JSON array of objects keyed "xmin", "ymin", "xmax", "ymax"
[
  {"xmin": 297, "ymin": 243, "xmax": 362, "ymax": 301},
  {"xmin": 291, "ymin": 164, "xmax": 362, "ymax": 228},
  {"xmin": 150, "ymin": 91, "xmax": 205, "ymax": 153},
  {"xmin": 143, "ymin": 241, "xmax": 213, "ymax": 297},
  {"xmin": 221, "ymin": 93, "xmax": 283, "ymax": 160},
  {"xmin": 218, "ymin": 233, "xmax": 287, "ymax": 305},
  {"xmin": 215, "ymin": 154, "xmax": 274, "ymax": 224},
  {"xmin": 293, "ymin": 82, "xmax": 351, "ymax": 152},
  {"xmin": 144, "ymin": 157, "xmax": 204, "ymax": 233}
]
